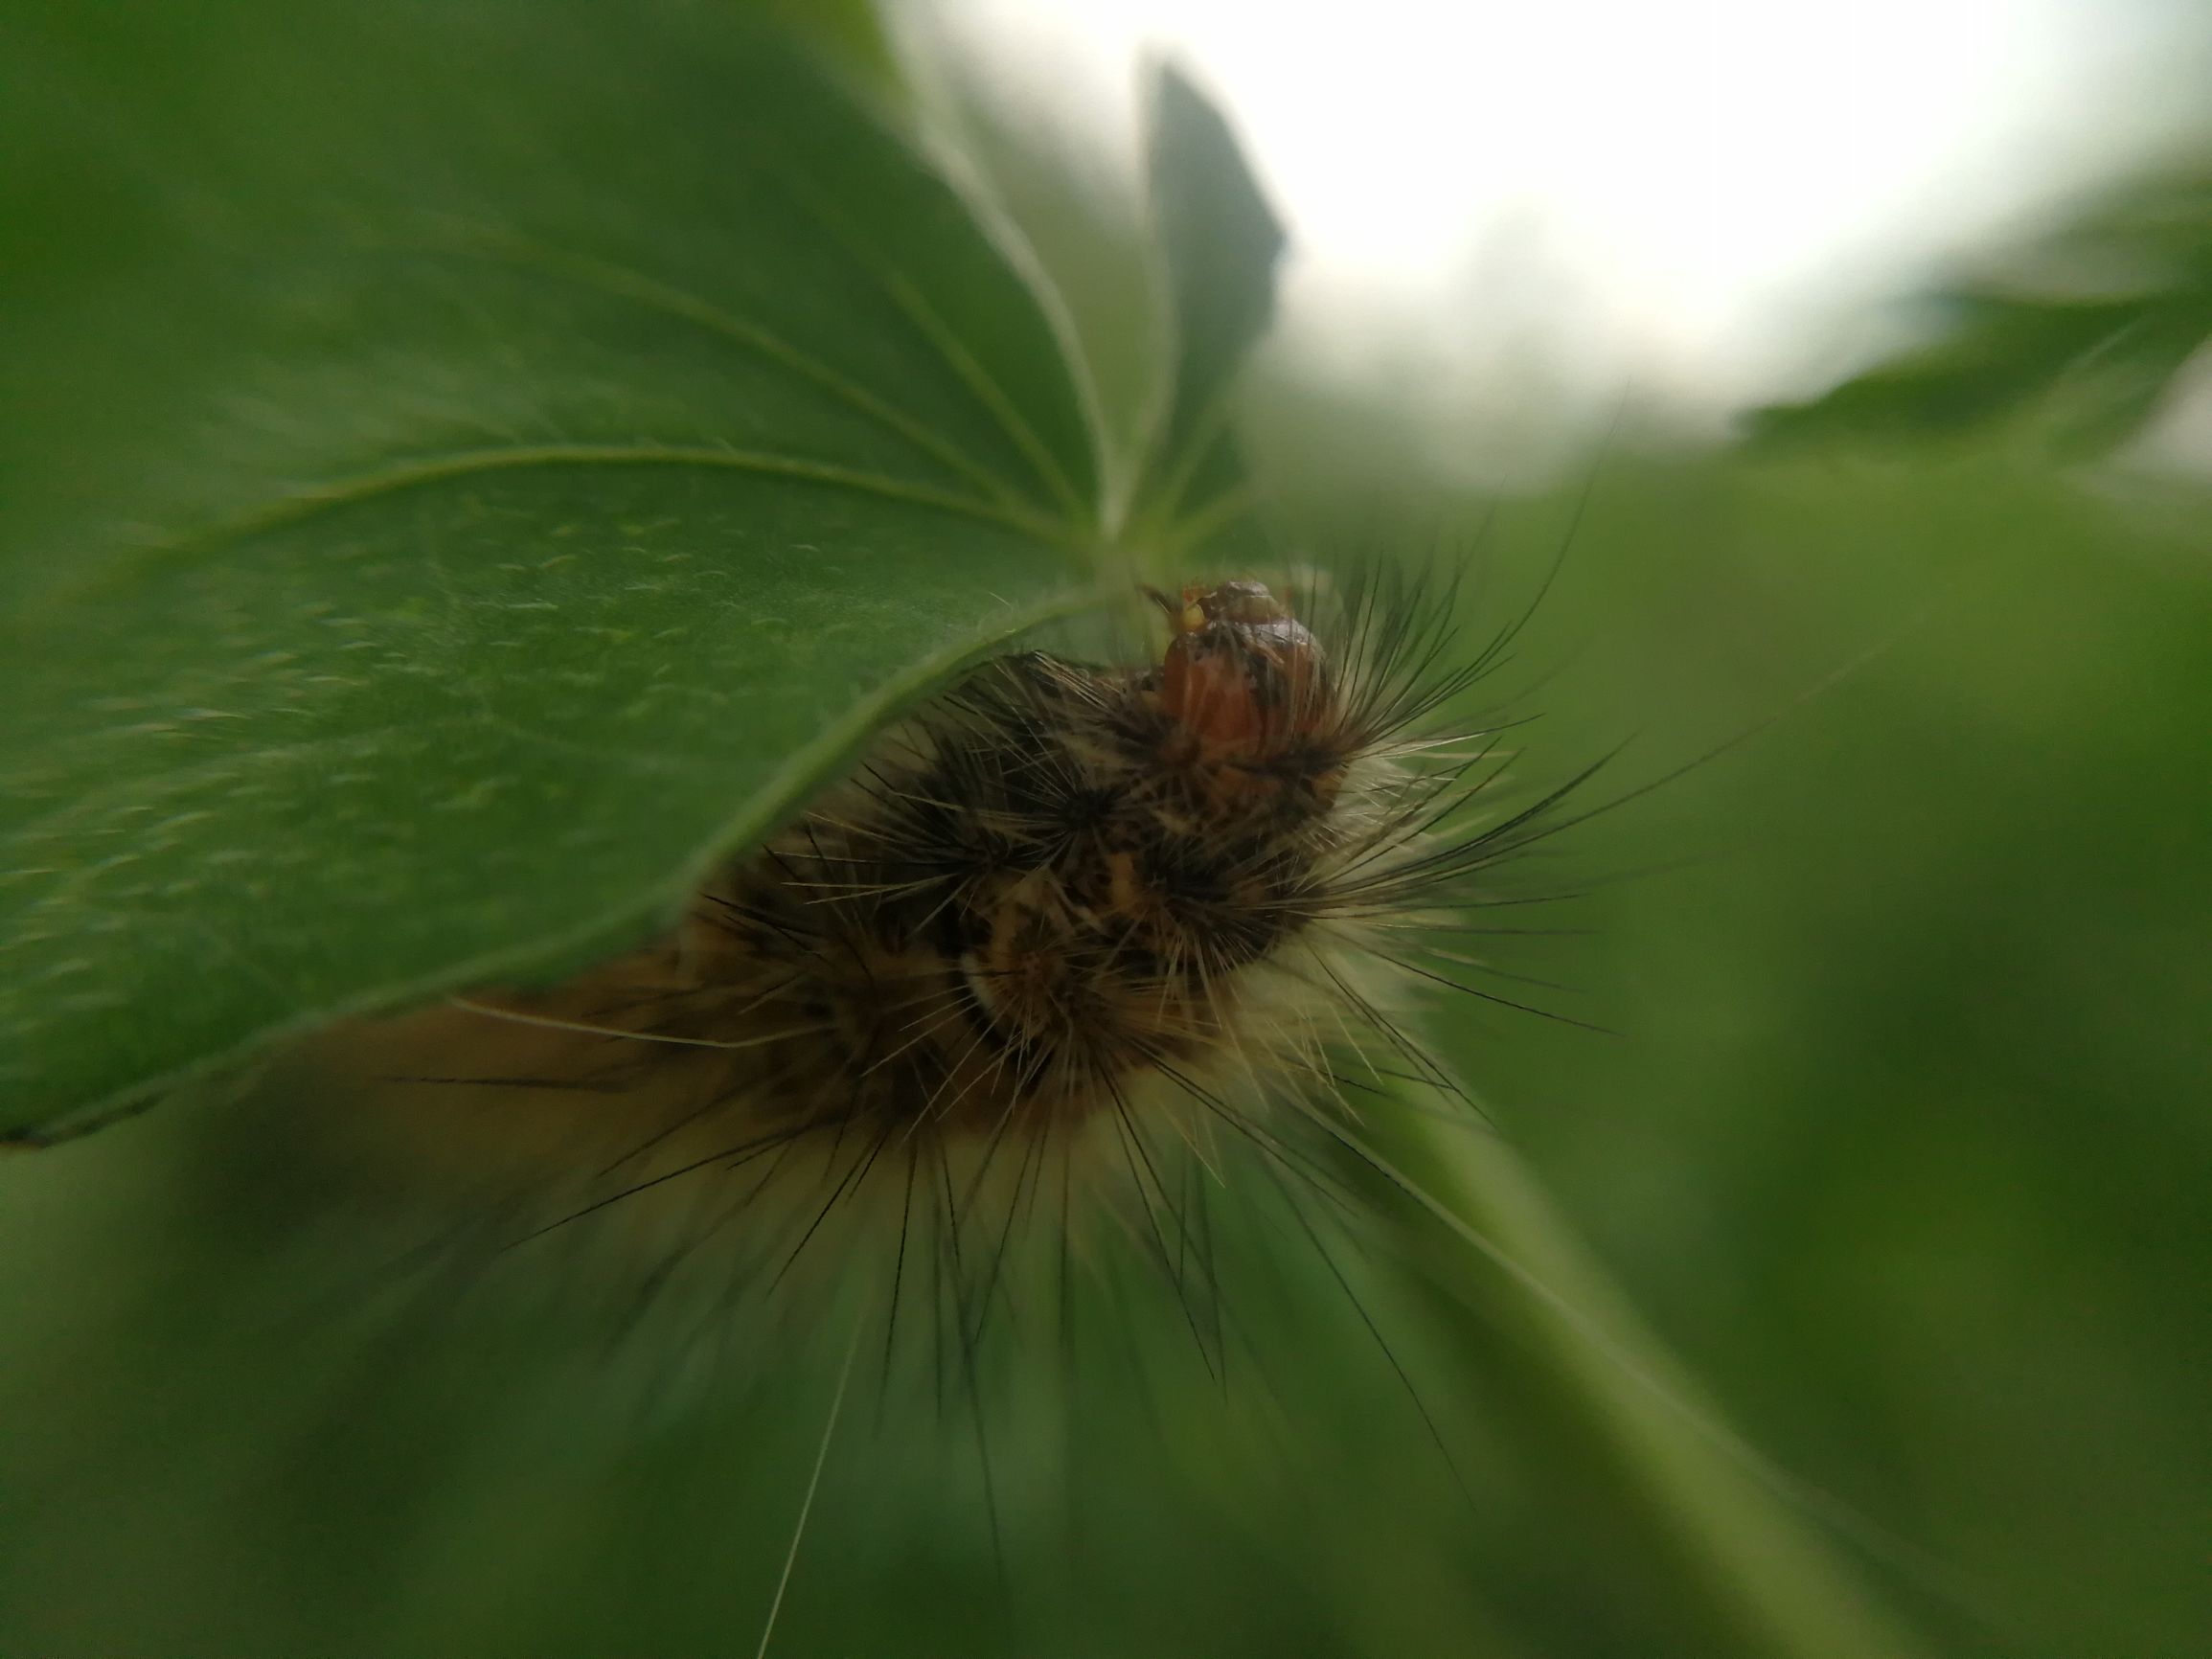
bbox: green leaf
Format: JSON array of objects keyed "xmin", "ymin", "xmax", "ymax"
[
  {"xmin": 902, "ymin": 43, "xmax": 1172, "ymax": 533},
  {"xmin": 1146, "ymin": 61, "xmax": 1287, "ymax": 469},
  {"xmin": 1750, "ymin": 164, "xmax": 2212, "ymax": 454},
  {"xmin": 1387, "ymin": 1113, "xmax": 1936, "ymax": 1659},
  {"xmin": 1133, "ymin": 59, "xmax": 1288, "ymax": 557},
  {"xmin": 1751, "ymin": 296, "xmax": 2154, "ymax": 441},
  {"xmin": 899, "ymin": 54, "xmax": 1288, "ymax": 561},
  {"xmin": 1, "ymin": 0, "xmax": 1139, "ymax": 1141}
]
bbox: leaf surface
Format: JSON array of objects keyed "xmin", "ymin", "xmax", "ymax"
[{"xmin": 1, "ymin": 0, "xmax": 1119, "ymax": 1137}]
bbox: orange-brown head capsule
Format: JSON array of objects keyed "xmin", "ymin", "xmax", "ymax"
[{"xmin": 1153, "ymin": 580, "xmax": 1330, "ymax": 747}]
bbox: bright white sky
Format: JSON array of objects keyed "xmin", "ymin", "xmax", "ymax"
[{"xmin": 914, "ymin": 0, "xmax": 2207, "ymax": 471}]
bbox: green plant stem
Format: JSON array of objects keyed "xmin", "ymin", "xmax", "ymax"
[{"xmin": 1399, "ymin": 1112, "xmax": 1936, "ymax": 1659}]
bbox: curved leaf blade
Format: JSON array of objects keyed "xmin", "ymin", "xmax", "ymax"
[{"xmin": 0, "ymin": 1, "xmax": 1110, "ymax": 1138}]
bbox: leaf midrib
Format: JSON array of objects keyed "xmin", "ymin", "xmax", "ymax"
[{"xmin": 25, "ymin": 443, "xmax": 1084, "ymax": 620}]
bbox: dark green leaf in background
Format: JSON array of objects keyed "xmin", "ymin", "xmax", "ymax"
[
  {"xmin": 1750, "ymin": 167, "xmax": 2212, "ymax": 455},
  {"xmin": 902, "ymin": 33, "xmax": 1173, "ymax": 529},
  {"xmin": 908, "ymin": 48, "xmax": 1289, "ymax": 560},
  {"xmin": 1137, "ymin": 60, "xmax": 1288, "ymax": 532}
]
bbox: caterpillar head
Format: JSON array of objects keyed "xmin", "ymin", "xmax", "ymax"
[{"xmin": 1151, "ymin": 580, "xmax": 1333, "ymax": 749}]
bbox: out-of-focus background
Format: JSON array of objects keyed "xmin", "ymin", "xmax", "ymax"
[
  {"xmin": 2, "ymin": 2, "xmax": 2208, "ymax": 1655},
  {"xmin": 912, "ymin": 0, "xmax": 2212, "ymax": 475}
]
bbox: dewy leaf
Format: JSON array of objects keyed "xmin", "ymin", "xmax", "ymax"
[{"xmin": 0, "ymin": 0, "xmax": 1118, "ymax": 1141}]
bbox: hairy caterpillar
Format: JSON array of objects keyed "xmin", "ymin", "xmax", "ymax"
[
  {"xmin": 316, "ymin": 563, "xmax": 1582, "ymax": 1398},
  {"xmin": 7, "ymin": 554, "xmax": 1970, "ymax": 1659}
]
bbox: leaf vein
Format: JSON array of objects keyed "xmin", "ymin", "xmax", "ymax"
[{"xmin": 394, "ymin": 223, "xmax": 1054, "ymax": 520}]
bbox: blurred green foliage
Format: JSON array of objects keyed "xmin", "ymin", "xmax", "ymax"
[
  {"xmin": 2, "ymin": 4, "xmax": 2208, "ymax": 1658},
  {"xmin": 1752, "ymin": 166, "xmax": 2212, "ymax": 455}
]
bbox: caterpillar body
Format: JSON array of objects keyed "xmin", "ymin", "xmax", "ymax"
[{"xmin": 331, "ymin": 568, "xmax": 1569, "ymax": 1389}]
